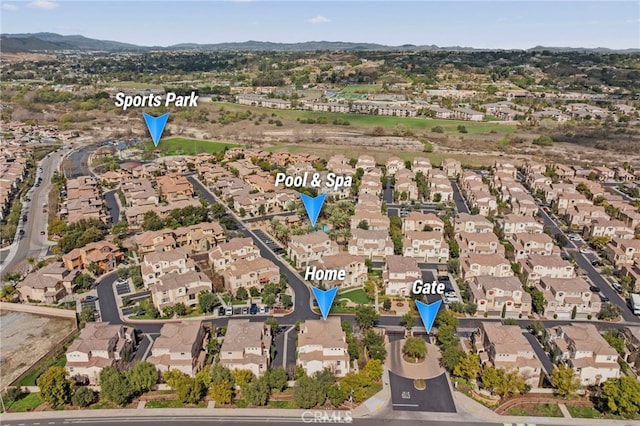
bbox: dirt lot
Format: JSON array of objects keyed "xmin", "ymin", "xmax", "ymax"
[{"xmin": 0, "ymin": 311, "xmax": 76, "ymax": 389}]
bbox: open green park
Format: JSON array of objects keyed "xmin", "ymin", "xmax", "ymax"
[{"xmin": 142, "ymin": 137, "xmax": 239, "ymax": 156}]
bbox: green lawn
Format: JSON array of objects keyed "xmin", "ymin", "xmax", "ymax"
[
  {"xmin": 142, "ymin": 137, "xmax": 239, "ymax": 155},
  {"xmin": 506, "ymin": 403, "xmax": 563, "ymax": 417},
  {"xmin": 566, "ymin": 405, "xmax": 603, "ymax": 419},
  {"xmin": 338, "ymin": 288, "xmax": 372, "ymax": 304},
  {"xmin": 18, "ymin": 353, "xmax": 67, "ymax": 386},
  {"xmin": 267, "ymin": 399, "xmax": 298, "ymax": 409},
  {"xmin": 145, "ymin": 399, "xmax": 184, "ymax": 408},
  {"xmin": 88, "ymin": 400, "xmax": 118, "ymax": 409},
  {"xmin": 5, "ymin": 392, "xmax": 44, "ymax": 412},
  {"xmin": 341, "ymin": 84, "xmax": 384, "ymax": 93},
  {"xmin": 213, "ymin": 102, "xmax": 514, "ymax": 134}
]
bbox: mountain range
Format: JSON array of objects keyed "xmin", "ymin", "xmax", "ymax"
[{"xmin": 2, "ymin": 32, "xmax": 638, "ymax": 54}]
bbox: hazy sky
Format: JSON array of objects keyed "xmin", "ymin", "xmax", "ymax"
[{"xmin": 1, "ymin": 1, "xmax": 639, "ymax": 49}]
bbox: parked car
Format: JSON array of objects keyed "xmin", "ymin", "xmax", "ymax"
[
  {"xmin": 241, "ymin": 306, "xmax": 249, "ymax": 315},
  {"xmin": 589, "ymin": 285, "xmax": 601, "ymax": 293},
  {"xmin": 579, "ymin": 249, "xmax": 591, "ymax": 254},
  {"xmin": 218, "ymin": 306, "xmax": 226, "ymax": 317},
  {"xmin": 599, "ymin": 292, "xmax": 610, "ymax": 303},
  {"xmin": 225, "ymin": 306, "xmax": 233, "ymax": 316},
  {"xmin": 611, "ymin": 281, "xmax": 623, "ymax": 293},
  {"xmin": 259, "ymin": 306, "xmax": 267, "ymax": 314},
  {"xmin": 84, "ymin": 295, "xmax": 98, "ymax": 302},
  {"xmin": 250, "ymin": 304, "xmax": 258, "ymax": 315}
]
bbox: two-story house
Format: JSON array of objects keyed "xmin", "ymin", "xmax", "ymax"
[
  {"xmin": 470, "ymin": 276, "xmax": 531, "ymax": 318},
  {"xmin": 147, "ymin": 321, "xmax": 207, "ymax": 377},
  {"xmin": 288, "ymin": 231, "xmax": 339, "ymax": 268},
  {"xmin": 382, "ymin": 255, "xmax": 421, "ymax": 296},
  {"xmin": 297, "ymin": 317, "xmax": 351, "ymax": 377},
  {"xmin": 219, "ymin": 319, "xmax": 272, "ymax": 377}
]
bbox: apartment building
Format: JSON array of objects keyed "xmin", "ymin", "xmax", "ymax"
[
  {"xmin": 470, "ymin": 276, "xmax": 532, "ymax": 318},
  {"xmin": 61, "ymin": 240, "xmax": 123, "ymax": 274},
  {"xmin": 402, "ymin": 212, "xmax": 444, "ymax": 233},
  {"xmin": 442, "ymin": 158, "xmax": 462, "ymax": 178},
  {"xmin": 511, "ymin": 233, "xmax": 555, "ymax": 261},
  {"xmin": 66, "ymin": 322, "xmax": 135, "ymax": 384},
  {"xmin": 297, "ymin": 317, "xmax": 351, "ymax": 377},
  {"xmin": 383, "ymin": 255, "xmax": 421, "ymax": 296},
  {"xmin": 403, "ymin": 231, "xmax": 449, "ymax": 263},
  {"xmin": 141, "ymin": 248, "xmax": 195, "ymax": 288},
  {"xmin": 220, "ymin": 257, "xmax": 280, "ymax": 295},
  {"xmin": 457, "ymin": 232, "xmax": 504, "ymax": 256},
  {"xmin": 548, "ymin": 324, "xmax": 620, "ymax": 386},
  {"xmin": 521, "ymin": 254, "xmax": 575, "ymax": 286},
  {"xmin": 147, "ymin": 321, "xmax": 207, "ymax": 377},
  {"xmin": 350, "ymin": 210, "xmax": 390, "ymax": 231},
  {"xmin": 538, "ymin": 277, "xmax": 601, "ymax": 319},
  {"xmin": 287, "ymin": 231, "xmax": 339, "ymax": 268},
  {"xmin": 156, "ymin": 173, "xmax": 194, "ymax": 201},
  {"xmin": 499, "ymin": 214, "xmax": 544, "ymax": 236},
  {"xmin": 348, "ymin": 229, "xmax": 394, "ymax": 261},
  {"xmin": 208, "ymin": 237, "xmax": 258, "ymax": 271},
  {"xmin": 16, "ymin": 262, "xmax": 77, "ymax": 303},
  {"xmin": 475, "ymin": 322, "xmax": 543, "ymax": 388},
  {"xmin": 151, "ymin": 271, "xmax": 212, "ymax": 311},
  {"xmin": 453, "ymin": 213, "xmax": 494, "ymax": 234},
  {"xmin": 219, "ymin": 319, "xmax": 272, "ymax": 377},
  {"xmin": 311, "ymin": 253, "xmax": 368, "ymax": 288},
  {"xmin": 605, "ymin": 238, "xmax": 640, "ymax": 268},
  {"xmin": 460, "ymin": 253, "xmax": 513, "ymax": 283},
  {"xmin": 585, "ymin": 219, "xmax": 634, "ymax": 240}
]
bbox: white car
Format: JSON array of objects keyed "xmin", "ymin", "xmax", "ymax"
[{"xmin": 579, "ymin": 249, "xmax": 590, "ymax": 254}]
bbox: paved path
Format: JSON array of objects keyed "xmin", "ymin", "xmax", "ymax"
[{"xmin": 386, "ymin": 339, "xmax": 444, "ymax": 379}]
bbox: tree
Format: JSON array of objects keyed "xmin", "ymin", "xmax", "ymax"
[
  {"xmin": 37, "ymin": 366, "xmax": 73, "ymax": 408},
  {"xmin": 599, "ymin": 376, "xmax": 640, "ymax": 417},
  {"xmin": 210, "ymin": 364, "xmax": 234, "ymax": 384},
  {"xmin": 453, "ymin": 353, "xmax": 481, "ymax": 381},
  {"xmin": 249, "ymin": 286, "xmax": 260, "ymax": 297},
  {"xmin": 440, "ymin": 345, "xmax": 465, "ymax": 371},
  {"xmin": 1, "ymin": 284, "xmax": 17, "ymax": 301},
  {"xmin": 236, "ymin": 286, "xmax": 248, "ymax": 301},
  {"xmin": 525, "ymin": 286, "xmax": 545, "ymax": 314},
  {"xmin": 79, "ymin": 305, "xmax": 95, "ymax": 323},
  {"xmin": 244, "ymin": 376, "xmax": 270, "ymax": 406},
  {"xmin": 141, "ymin": 211, "xmax": 165, "ymax": 231},
  {"xmin": 327, "ymin": 383, "xmax": 346, "ymax": 407},
  {"xmin": 293, "ymin": 375, "xmax": 326, "ymax": 409},
  {"xmin": 362, "ymin": 329, "xmax": 387, "ymax": 361},
  {"xmin": 71, "ymin": 386, "xmax": 95, "ymax": 407},
  {"xmin": 125, "ymin": 361, "xmax": 157, "ymax": 395},
  {"xmin": 363, "ymin": 359, "xmax": 383, "ymax": 381},
  {"xmin": 176, "ymin": 375, "xmax": 206, "ymax": 404},
  {"xmin": 265, "ymin": 318, "xmax": 280, "ymax": 336},
  {"xmin": 382, "ymin": 298, "xmax": 392, "ymax": 311},
  {"xmin": 355, "ymin": 305, "xmax": 379, "ymax": 329},
  {"xmin": 480, "ymin": 366, "xmax": 503, "ymax": 393},
  {"xmin": 232, "ymin": 369, "xmax": 255, "ymax": 388},
  {"xmin": 496, "ymin": 370, "xmax": 527, "ymax": 397},
  {"xmin": 402, "ymin": 337, "xmax": 427, "ymax": 361},
  {"xmin": 280, "ymin": 293, "xmax": 293, "ymax": 308},
  {"xmin": 99, "ymin": 366, "xmax": 132, "ymax": 406},
  {"xmin": 209, "ymin": 380, "xmax": 233, "ymax": 404},
  {"xmin": 264, "ymin": 367, "xmax": 288, "ymax": 392},
  {"xmin": 400, "ymin": 312, "xmax": 415, "ymax": 330},
  {"xmin": 554, "ymin": 233, "xmax": 569, "ymax": 247},
  {"xmin": 598, "ymin": 302, "xmax": 622, "ymax": 320},
  {"xmin": 198, "ymin": 291, "xmax": 216, "ymax": 313},
  {"xmin": 357, "ymin": 220, "xmax": 369, "ymax": 230},
  {"xmin": 550, "ymin": 365, "xmax": 580, "ymax": 398}
]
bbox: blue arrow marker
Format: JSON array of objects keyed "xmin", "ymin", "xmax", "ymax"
[
  {"xmin": 415, "ymin": 299, "xmax": 442, "ymax": 333},
  {"xmin": 300, "ymin": 193, "xmax": 326, "ymax": 228},
  {"xmin": 311, "ymin": 286, "xmax": 338, "ymax": 320},
  {"xmin": 143, "ymin": 112, "xmax": 170, "ymax": 147}
]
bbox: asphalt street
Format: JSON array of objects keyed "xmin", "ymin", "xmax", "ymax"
[
  {"xmin": 0, "ymin": 416, "xmax": 506, "ymax": 426},
  {"xmin": 104, "ymin": 189, "xmax": 121, "ymax": 224},
  {"xmin": 449, "ymin": 179, "xmax": 469, "ymax": 214},
  {"xmin": 0, "ymin": 148, "xmax": 66, "ymax": 277},
  {"xmin": 389, "ymin": 371, "xmax": 457, "ymax": 413}
]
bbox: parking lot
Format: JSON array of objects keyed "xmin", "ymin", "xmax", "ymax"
[
  {"xmin": 252, "ymin": 229, "xmax": 284, "ymax": 254},
  {"xmin": 115, "ymin": 279, "xmax": 131, "ymax": 295},
  {"xmin": 80, "ymin": 296, "xmax": 101, "ymax": 321}
]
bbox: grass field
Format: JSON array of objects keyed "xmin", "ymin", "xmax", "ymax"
[
  {"xmin": 18, "ymin": 353, "xmax": 67, "ymax": 387},
  {"xmin": 341, "ymin": 84, "xmax": 384, "ymax": 93},
  {"xmin": 566, "ymin": 405, "xmax": 602, "ymax": 418},
  {"xmin": 338, "ymin": 288, "xmax": 372, "ymax": 304},
  {"xmin": 5, "ymin": 393, "xmax": 43, "ymax": 412},
  {"xmin": 506, "ymin": 403, "xmax": 562, "ymax": 417},
  {"xmin": 146, "ymin": 399, "xmax": 184, "ymax": 408},
  {"xmin": 213, "ymin": 102, "xmax": 514, "ymax": 134},
  {"xmin": 143, "ymin": 137, "xmax": 239, "ymax": 155}
]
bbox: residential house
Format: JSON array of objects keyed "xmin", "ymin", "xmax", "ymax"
[
  {"xmin": 208, "ymin": 237, "xmax": 258, "ymax": 271},
  {"xmin": 460, "ymin": 253, "xmax": 513, "ymax": 283},
  {"xmin": 499, "ymin": 214, "xmax": 544, "ymax": 236},
  {"xmin": 141, "ymin": 248, "xmax": 196, "ymax": 288},
  {"xmin": 219, "ymin": 319, "xmax": 272, "ymax": 377},
  {"xmin": 511, "ymin": 233, "xmax": 555, "ymax": 261},
  {"xmin": 287, "ymin": 232, "xmax": 339, "ymax": 268},
  {"xmin": 457, "ymin": 232, "xmax": 504, "ymax": 256},
  {"xmin": 521, "ymin": 254, "xmax": 575, "ymax": 286},
  {"xmin": 548, "ymin": 324, "xmax": 620, "ymax": 385},
  {"xmin": 348, "ymin": 229, "xmax": 394, "ymax": 261},
  {"xmin": 65, "ymin": 322, "xmax": 135, "ymax": 384},
  {"xmin": 453, "ymin": 213, "xmax": 494, "ymax": 234},
  {"xmin": 61, "ymin": 241, "xmax": 123, "ymax": 274},
  {"xmin": 403, "ymin": 231, "xmax": 449, "ymax": 263},
  {"xmin": 605, "ymin": 238, "xmax": 640, "ymax": 268},
  {"xmin": 311, "ymin": 254, "xmax": 368, "ymax": 288},
  {"xmin": 151, "ymin": 271, "xmax": 212, "ymax": 312},
  {"xmin": 147, "ymin": 321, "xmax": 207, "ymax": 377},
  {"xmin": 220, "ymin": 257, "xmax": 280, "ymax": 295},
  {"xmin": 297, "ymin": 317, "xmax": 351, "ymax": 377},
  {"xmin": 470, "ymin": 276, "xmax": 531, "ymax": 318},
  {"xmin": 402, "ymin": 212, "xmax": 444, "ymax": 233},
  {"xmin": 538, "ymin": 277, "xmax": 601, "ymax": 319},
  {"xmin": 16, "ymin": 262, "xmax": 77, "ymax": 303},
  {"xmin": 382, "ymin": 255, "xmax": 421, "ymax": 296},
  {"xmin": 475, "ymin": 322, "xmax": 543, "ymax": 388}
]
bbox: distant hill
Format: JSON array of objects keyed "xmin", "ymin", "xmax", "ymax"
[
  {"xmin": 1, "ymin": 33, "xmax": 638, "ymax": 53},
  {"xmin": 1, "ymin": 32, "xmax": 147, "ymax": 53}
]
